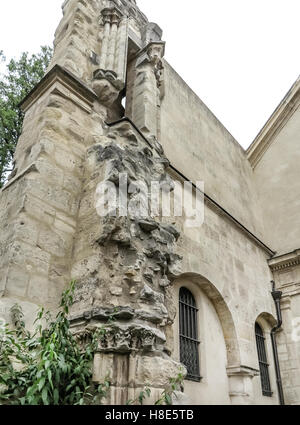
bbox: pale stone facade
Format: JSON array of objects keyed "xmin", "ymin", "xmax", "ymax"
[{"xmin": 0, "ymin": 0, "xmax": 299, "ymax": 405}]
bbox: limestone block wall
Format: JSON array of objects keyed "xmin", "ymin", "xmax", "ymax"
[
  {"xmin": 49, "ymin": 0, "xmax": 102, "ymax": 83},
  {"xmin": 164, "ymin": 173, "xmax": 279, "ymax": 404},
  {"xmin": 160, "ymin": 62, "xmax": 265, "ymax": 240},
  {"xmin": 0, "ymin": 67, "xmax": 101, "ymax": 326}
]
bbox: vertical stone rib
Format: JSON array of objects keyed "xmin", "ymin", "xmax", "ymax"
[
  {"xmin": 106, "ymin": 16, "xmax": 118, "ymax": 71},
  {"xmin": 99, "ymin": 20, "xmax": 111, "ymax": 69},
  {"xmin": 115, "ymin": 18, "xmax": 128, "ymax": 82}
]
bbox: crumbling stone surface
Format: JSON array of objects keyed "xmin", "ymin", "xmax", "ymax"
[{"xmin": 70, "ymin": 121, "xmax": 183, "ymax": 361}]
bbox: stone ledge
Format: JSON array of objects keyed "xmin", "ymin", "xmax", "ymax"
[
  {"xmin": 227, "ymin": 365, "xmax": 260, "ymax": 377},
  {"xmin": 269, "ymin": 249, "xmax": 300, "ymax": 271},
  {"xmin": 19, "ymin": 64, "xmax": 98, "ymax": 113}
]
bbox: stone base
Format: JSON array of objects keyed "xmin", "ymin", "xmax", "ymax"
[{"xmin": 93, "ymin": 352, "xmax": 185, "ymax": 405}]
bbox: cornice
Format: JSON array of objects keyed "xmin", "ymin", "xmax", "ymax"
[
  {"xmin": 247, "ymin": 76, "xmax": 300, "ymax": 169},
  {"xmin": 268, "ymin": 249, "xmax": 300, "ymax": 271},
  {"xmin": 227, "ymin": 365, "xmax": 260, "ymax": 378},
  {"xmin": 19, "ymin": 64, "xmax": 98, "ymax": 113}
]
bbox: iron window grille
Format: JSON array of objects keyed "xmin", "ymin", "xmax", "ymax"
[
  {"xmin": 255, "ymin": 322, "xmax": 273, "ymax": 397},
  {"xmin": 179, "ymin": 287, "xmax": 201, "ymax": 382}
]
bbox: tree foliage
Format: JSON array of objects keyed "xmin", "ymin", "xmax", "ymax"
[{"xmin": 0, "ymin": 46, "xmax": 52, "ymax": 188}]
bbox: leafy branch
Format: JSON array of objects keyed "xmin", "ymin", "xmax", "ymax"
[{"xmin": 0, "ymin": 281, "xmax": 110, "ymax": 405}]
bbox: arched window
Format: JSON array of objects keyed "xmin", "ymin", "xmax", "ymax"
[
  {"xmin": 179, "ymin": 287, "xmax": 201, "ymax": 382},
  {"xmin": 255, "ymin": 322, "xmax": 272, "ymax": 396}
]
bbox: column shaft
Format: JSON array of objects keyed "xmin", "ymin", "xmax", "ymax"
[{"xmin": 99, "ymin": 21, "xmax": 111, "ymax": 69}]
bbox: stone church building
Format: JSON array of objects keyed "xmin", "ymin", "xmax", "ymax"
[{"xmin": 0, "ymin": 0, "xmax": 299, "ymax": 405}]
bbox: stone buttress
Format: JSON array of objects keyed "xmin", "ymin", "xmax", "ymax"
[{"xmin": 0, "ymin": 0, "xmax": 185, "ymax": 404}]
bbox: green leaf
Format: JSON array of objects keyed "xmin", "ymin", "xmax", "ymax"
[
  {"xmin": 42, "ymin": 387, "xmax": 49, "ymax": 405},
  {"xmin": 165, "ymin": 393, "xmax": 172, "ymax": 405},
  {"xmin": 38, "ymin": 377, "xmax": 45, "ymax": 392},
  {"xmin": 47, "ymin": 369, "xmax": 53, "ymax": 389},
  {"xmin": 53, "ymin": 388, "xmax": 59, "ymax": 405}
]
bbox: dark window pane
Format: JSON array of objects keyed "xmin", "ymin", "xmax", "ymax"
[
  {"xmin": 179, "ymin": 287, "xmax": 201, "ymax": 382},
  {"xmin": 255, "ymin": 323, "xmax": 272, "ymax": 397}
]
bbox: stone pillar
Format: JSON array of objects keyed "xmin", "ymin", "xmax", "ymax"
[
  {"xmin": 69, "ymin": 119, "xmax": 185, "ymax": 404},
  {"xmin": 106, "ymin": 11, "xmax": 120, "ymax": 71},
  {"xmin": 99, "ymin": 11, "xmax": 112, "ymax": 70},
  {"xmin": 227, "ymin": 366, "xmax": 260, "ymax": 405},
  {"xmin": 92, "ymin": 7, "xmax": 127, "ymax": 112},
  {"xmin": 130, "ymin": 42, "xmax": 165, "ymax": 141},
  {"xmin": 115, "ymin": 18, "xmax": 129, "ymax": 83}
]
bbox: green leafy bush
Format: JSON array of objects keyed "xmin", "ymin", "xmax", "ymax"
[{"xmin": 0, "ymin": 281, "xmax": 110, "ymax": 405}]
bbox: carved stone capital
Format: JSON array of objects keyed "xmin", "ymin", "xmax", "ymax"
[
  {"xmin": 92, "ymin": 78, "xmax": 120, "ymax": 107},
  {"xmin": 147, "ymin": 42, "xmax": 165, "ymax": 64},
  {"xmin": 142, "ymin": 22, "xmax": 163, "ymax": 46},
  {"xmin": 135, "ymin": 42, "xmax": 166, "ymax": 93},
  {"xmin": 73, "ymin": 324, "xmax": 166, "ymax": 354},
  {"xmin": 101, "ymin": 6, "xmax": 123, "ymax": 27},
  {"xmin": 92, "ymin": 69, "xmax": 124, "ymax": 106}
]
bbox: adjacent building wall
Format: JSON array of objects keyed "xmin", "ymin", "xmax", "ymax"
[
  {"xmin": 248, "ymin": 77, "xmax": 300, "ymax": 404},
  {"xmin": 251, "ymin": 105, "xmax": 300, "ymax": 255}
]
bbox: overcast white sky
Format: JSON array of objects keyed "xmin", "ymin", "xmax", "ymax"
[{"xmin": 0, "ymin": 0, "xmax": 299, "ymax": 149}]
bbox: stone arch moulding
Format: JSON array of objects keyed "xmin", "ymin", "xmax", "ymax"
[
  {"xmin": 255, "ymin": 312, "xmax": 277, "ymax": 329},
  {"xmin": 172, "ymin": 272, "xmax": 241, "ymax": 368}
]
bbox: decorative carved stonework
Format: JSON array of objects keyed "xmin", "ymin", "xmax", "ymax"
[
  {"xmin": 73, "ymin": 324, "xmax": 165, "ymax": 354},
  {"xmin": 69, "ymin": 120, "xmax": 183, "ymax": 387},
  {"xmin": 147, "ymin": 42, "xmax": 166, "ymax": 93},
  {"xmin": 103, "ymin": 0, "xmax": 148, "ymax": 27},
  {"xmin": 100, "ymin": 6, "xmax": 123, "ymax": 27}
]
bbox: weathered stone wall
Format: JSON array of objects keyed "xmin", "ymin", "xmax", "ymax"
[
  {"xmin": 49, "ymin": 0, "xmax": 103, "ymax": 82},
  {"xmin": 160, "ymin": 62, "xmax": 265, "ymax": 239},
  {"xmin": 164, "ymin": 173, "xmax": 279, "ymax": 404},
  {"xmin": 0, "ymin": 67, "xmax": 100, "ymax": 327}
]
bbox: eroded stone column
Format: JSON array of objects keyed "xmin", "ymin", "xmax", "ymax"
[{"xmin": 70, "ymin": 120, "xmax": 185, "ymax": 404}]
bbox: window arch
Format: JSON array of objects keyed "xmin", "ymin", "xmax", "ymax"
[
  {"xmin": 179, "ymin": 287, "xmax": 201, "ymax": 382},
  {"xmin": 255, "ymin": 322, "xmax": 272, "ymax": 397}
]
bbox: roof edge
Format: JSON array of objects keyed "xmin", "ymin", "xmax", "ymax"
[{"xmin": 247, "ymin": 75, "xmax": 300, "ymax": 169}]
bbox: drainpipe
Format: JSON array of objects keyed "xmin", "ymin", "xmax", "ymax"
[{"xmin": 271, "ymin": 280, "xmax": 285, "ymax": 405}]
